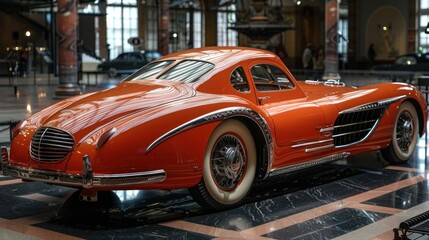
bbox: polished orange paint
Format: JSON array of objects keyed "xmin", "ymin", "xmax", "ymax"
[{"xmin": 6, "ymin": 47, "xmax": 428, "ymax": 191}]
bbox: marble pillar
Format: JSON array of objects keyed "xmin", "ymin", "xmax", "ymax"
[{"xmin": 55, "ymin": 0, "xmax": 81, "ymax": 98}]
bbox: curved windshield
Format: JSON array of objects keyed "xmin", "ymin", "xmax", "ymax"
[
  {"xmin": 157, "ymin": 60, "xmax": 214, "ymax": 82},
  {"xmin": 124, "ymin": 61, "xmax": 174, "ymax": 81}
]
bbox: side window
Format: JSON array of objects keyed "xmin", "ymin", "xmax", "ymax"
[
  {"xmin": 116, "ymin": 53, "xmax": 126, "ymax": 60},
  {"xmin": 130, "ymin": 53, "xmax": 141, "ymax": 61},
  {"xmin": 251, "ymin": 64, "xmax": 294, "ymax": 91},
  {"xmin": 146, "ymin": 52, "xmax": 162, "ymax": 61},
  {"xmin": 230, "ymin": 67, "xmax": 250, "ymax": 92},
  {"xmin": 267, "ymin": 65, "xmax": 294, "ymax": 89}
]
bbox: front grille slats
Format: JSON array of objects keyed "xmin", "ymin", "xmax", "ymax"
[
  {"xmin": 333, "ymin": 105, "xmax": 386, "ymax": 147},
  {"xmin": 31, "ymin": 142, "xmax": 73, "ymax": 149},
  {"xmin": 30, "ymin": 127, "xmax": 75, "ymax": 162},
  {"xmin": 32, "ymin": 136, "xmax": 73, "ymax": 142}
]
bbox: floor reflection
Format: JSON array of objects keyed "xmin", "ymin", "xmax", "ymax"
[{"xmin": 53, "ymin": 162, "xmax": 366, "ymax": 229}]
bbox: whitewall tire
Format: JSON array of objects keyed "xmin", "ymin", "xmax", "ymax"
[
  {"xmin": 381, "ymin": 101, "xmax": 419, "ymax": 164},
  {"xmin": 189, "ymin": 119, "xmax": 256, "ymax": 210}
]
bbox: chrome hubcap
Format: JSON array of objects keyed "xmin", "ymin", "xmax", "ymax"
[
  {"xmin": 396, "ymin": 111, "xmax": 414, "ymax": 153},
  {"xmin": 211, "ymin": 135, "xmax": 246, "ymax": 191}
]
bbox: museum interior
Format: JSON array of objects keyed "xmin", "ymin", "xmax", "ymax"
[{"xmin": 0, "ymin": 0, "xmax": 429, "ymax": 239}]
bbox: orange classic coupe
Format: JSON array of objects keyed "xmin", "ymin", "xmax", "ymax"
[{"xmin": 1, "ymin": 47, "xmax": 427, "ymax": 210}]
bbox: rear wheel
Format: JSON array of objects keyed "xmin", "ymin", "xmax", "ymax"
[
  {"xmin": 381, "ymin": 101, "xmax": 419, "ymax": 164},
  {"xmin": 189, "ymin": 119, "xmax": 256, "ymax": 211}
]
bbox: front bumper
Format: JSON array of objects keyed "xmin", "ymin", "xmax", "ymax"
[{"xmin": 1, "ymin": 147, "xmax": 166, "ymax": 188}]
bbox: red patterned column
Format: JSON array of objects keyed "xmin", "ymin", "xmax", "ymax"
[
  {"xmin": 158, "ymin": 0, "xmax": 169, "ymax": 55},
  {"xmin": 323, "ymin": 0, "xmax": 340, "ymax": 80},
  {"xmin": 55, "ymin": 0, "xmax": 81, "ymax": 98}
]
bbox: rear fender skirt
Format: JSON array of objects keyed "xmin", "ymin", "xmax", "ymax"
[{"xmin": 146, "ymin": 107, "xmax": 274, "ymax": 177}]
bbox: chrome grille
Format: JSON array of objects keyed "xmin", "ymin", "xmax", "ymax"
[
  {"xmin": 30, "ymin": 127, "xmax": 74, "ymax": 162},
  {"xmin": 333, "ymin": 106, "xmax": 386, "ymax": 147}
]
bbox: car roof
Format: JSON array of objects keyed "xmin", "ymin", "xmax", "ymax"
[
  {"xmin": 158, "ymin": 47, "xmax": 279, "ymax": 67},
  {"xmin": 397, "ymin": 53, "xmax": 429, "ymax": 61}
]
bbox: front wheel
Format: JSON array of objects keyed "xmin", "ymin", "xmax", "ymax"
[
  {"xmin": 108, "ymin": 67, "xmax": 118, "ymax": 78},
  {"xmin": 381, "ymin": 101, "xmax": 419, "ymax": 164},
  {"xmin": 189, "ymin": 119, "xmax": 256, "ymax": 211}
]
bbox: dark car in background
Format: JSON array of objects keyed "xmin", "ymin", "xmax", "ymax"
[
  {"xmin": 98, "ymin": 51, "xmax": 162, "ymax": 77},
  {"xmin": 372, "ymin": 53, "xmax": 429, "ymax": 83}
]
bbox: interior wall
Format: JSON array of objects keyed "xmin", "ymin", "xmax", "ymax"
[
  {"xmin": 0, "ymin": 11, "xmax": 46, "ymax": 58},
  {"xmin": 358, "ymin": 0, "xmax": 408, "ymax": 60},
  {"xmin": 365, "ymin": 6, "xmax": 406, "ymax": 60}
]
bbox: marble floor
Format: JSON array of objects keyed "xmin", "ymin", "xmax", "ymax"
[{"xmin": 0, "ymin": 73, "xmax": 428, "ymax": 240}]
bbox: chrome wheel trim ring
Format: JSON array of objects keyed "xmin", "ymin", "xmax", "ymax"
[
  {"xmin": 396, "ymin": 110, "xmax": 415, "ymax": 153},
  {"xmin": 210, "ymin": 134, "xmax": 247, "ymax": 191}
]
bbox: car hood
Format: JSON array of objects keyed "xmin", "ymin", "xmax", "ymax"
[{"xmin": 40, "ymin": 81, "xmax": 194, "ymax": 135}]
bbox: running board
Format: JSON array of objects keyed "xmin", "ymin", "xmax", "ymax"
[{"xmin": 268, "ymin": 152, "xmax": 350, "ymax": 177}]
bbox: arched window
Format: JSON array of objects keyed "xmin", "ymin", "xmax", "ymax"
[
  {"xmin": 419, "ymin": 1, "xmax": 429, "ymax": 52},
  {"xmin": 106, "ymin": 0, "xmax": 138, "ymax": 59},
  {"xmin": 217, "ymin": 3, "xmax": 238, "ymax": 46},
  {"xmin": 169, "ymin": 0, "xmax": 202, "ymax": 52}
]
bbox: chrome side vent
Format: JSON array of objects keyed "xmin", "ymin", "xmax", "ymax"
[
  {"xmin": 333, "ymin": 106, "xmax": 386, "ymax": 147},
  {"xmin": 30, "ymin": 127, "xmax": 74, "ymax": 162}
]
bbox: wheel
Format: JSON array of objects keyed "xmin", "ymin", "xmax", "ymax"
[
  {"xmin": 108, "ymin": 67, "xmax": 117, "ymax": 77},
  {"xmin": 189, "ymin": 119, "xmax": 256, "ymax": 211},
  {"xmin": 381, "ymin": 101, "xmax": 419, "ymax": 164}
]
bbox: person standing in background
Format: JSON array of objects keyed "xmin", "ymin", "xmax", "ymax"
[
  {"xmin": 313, "ymin": 47, "xmax": 324, "ymax": 80},
  {"xmin": 302, "ymin": 43, "xmax": 313, "ymax": 78},
  {"xmin": 367, "ymin": 43, "xmax": 376, "ymax": 68},
  {"xmin": 302, "ymin": 43, "xmax": 313, "ymax": 69}
]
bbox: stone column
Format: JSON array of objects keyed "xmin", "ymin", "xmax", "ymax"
[
  {"xmin": 158, "ymin": 0, "xmax": 169, "ymax": 55},
  {"xmin": 55, "ymin": 0, "xmax": 81, "ymax": 98},
  {"xmin": 323, "ymin": 0, "xmax": 340, "ymax": 80}
]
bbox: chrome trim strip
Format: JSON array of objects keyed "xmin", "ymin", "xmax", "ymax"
[
  {"xmin": 146, "ymin": 107, "xmax": 274, "ymax": 178},
  {"xmin": 269, "ymin": 152, "xmax": 350, "ymax": 177},
  {"xmin": 332, "ymin": 128, "xmax": 373, "ymax": 138},
  {"xmin": 320, "ymin": 127, "xmax": 334, "ymax": 133},
  {"xmin": 292, "ymin": 139, "xmax": 333, "ymax": 148},
  {"xmin": 339, "ymin": 95, "xmax": 406, "ymax": 114},
  {"xmin": 333, "ymin": 119, "xmax": 376, "ymax": 129},
  {"xmin": 305, "ymin": 144, "xmax": 335, "ymax": 153}
]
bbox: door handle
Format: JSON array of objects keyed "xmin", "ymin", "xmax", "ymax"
[{"xmin": 258, "ymin": 96, "xmax": 270, "ymax": 105}]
